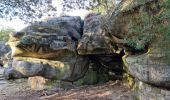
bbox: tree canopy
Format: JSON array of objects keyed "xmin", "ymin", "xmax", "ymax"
[
  {"xmin": 0, "ymin": 0, "xmax": 56, "ymax": 22},
  {"xmin": 62, "ymin": 0, "xmax": 116, "ymax": 14},
  {"xmin": 0, "ymin": 0, "xmax": 116, "ymax": 22}
]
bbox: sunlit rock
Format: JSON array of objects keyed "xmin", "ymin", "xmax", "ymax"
[
  {"xmin": 8, "ymin": 16, "xmax": 82, "ymax": 59},
  {"xmin": 77, "ymin": 13, "xmax": 116, "ymax": 55},
  {"xmin": 28, "ymin": 76, "xmax": 48, "ymax": 90},
  {"xmin": 4, "ymin": 55, "xmax": 89, "ymax": 82}
]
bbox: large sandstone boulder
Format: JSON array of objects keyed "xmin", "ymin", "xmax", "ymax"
[
  {"xmin": 124, "ymin": 36, "xmax": 170, "ymax": 88},
  {"xmin": 107, "ymin": 0, "xmax": 170, "ymax": 87},
  {"xmin": 21, "ymin": 16, "xmax": 82, "ymax": 35},
  {"xmin": 8, "ymin": 16, "xmax": 82, "ymax": 59},
  {"xmin": 4, "ymin": 55, "xmax": 89, "ymax": 81},
  {"xmin": 5, "ymin": 16, "xmax": 91, "ymax": 82},
  {"xmin": 77, "ymin": 13, "xmax": 116, "ymax": 55},
  {"xmin": 120, "ymin": 0, "xmax": 170, "ymax": 88}
]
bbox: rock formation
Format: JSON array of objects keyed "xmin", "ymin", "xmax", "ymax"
[
  {"xmin": 2, "ymin": 0, "xmax": 170, "ymax": 99},
  {"xmin": 107, "ymin": 0, "xmax": 170, "ymax": 99},
  {"xmin": 77, "ymin": 13, "xmax": 116, "ymax": 55},
  {"xmin": 0, "ymin": 41, "xmax": 11, "ymax": 66},
  {"xmin": 4, "ymin": 15, "xmax": 123, "ymax": 85}
]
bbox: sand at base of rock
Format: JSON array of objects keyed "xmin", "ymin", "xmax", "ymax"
[{"xmin": 0, "ymin": 75, "xmax": 133, "ymax": 100}]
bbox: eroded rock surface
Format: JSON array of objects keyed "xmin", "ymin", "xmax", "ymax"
[
  {"xmin": 5, "ymin": 13, "xmax": 125, "ymax": 85},
  {"xmin": 8, "ymin": 16, "xmax": 82, "ymax": 59},
  {"xmin": 112, "ymin": 0, "xmax": 170, "ymax": 99},
  {"xmin": 0, "ymin": 41, "xmax": 11, "ymax": 66},
  {"xmin": 77, "ymin": 13, "xmax": 116, "ymax": 55},
  {"xmin": 5, "ymin": 16, "xmax": 91, "ymax": 82}
]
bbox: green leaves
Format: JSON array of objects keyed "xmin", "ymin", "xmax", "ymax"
[
  {"xmin": 124, "ymin": 1, "xmax": 170, "ymax": 50},
  {"xmin": 125, "ymin": 11, "xmax": 153, "ymax": 50},
  {"xmin": 0, "ymin": 0, "xmax": 56, "ymax": 23},
  {"xmin": 0, "ymin": 27, "xmax": 15, "ymax": 41}
]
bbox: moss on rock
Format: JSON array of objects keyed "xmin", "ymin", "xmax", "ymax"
[{"xmin": 75, "ymin": 68, "xmax": 110, "ymax": 85}]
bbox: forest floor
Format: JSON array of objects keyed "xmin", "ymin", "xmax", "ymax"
[{"xmin": 0, "ymin": 67, "xmax": 134, "ymax": 100}]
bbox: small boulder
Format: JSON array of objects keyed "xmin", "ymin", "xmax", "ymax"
[{"xmin": 28, "ymin": 76, "xmax": 48, "ymax": 90}]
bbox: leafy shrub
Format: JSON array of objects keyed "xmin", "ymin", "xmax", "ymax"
[
  {"xmin": 0, "ymin": 27, "xmax": 15, "ymax": 42},
  {"xmin": 125, "ymin": 0, "xmax": 170, "ymax": 50}
]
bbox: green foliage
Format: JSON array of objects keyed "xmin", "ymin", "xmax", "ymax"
[
  {"xmin": 0, "ymin": 27, "xmax": 15, "ymax": 41},
  {"xmin": 0, "ymin": 0, "xmax": 56, "ymax": 23},
  {"xmin": 125, "ymin": 1, "xmax": 170, "ymax": 50},
  {"xmin": 0, "ymin": 0, "xmax": 116, "ymax": 22},
  {"xmin": 155, "ymin": 0, "xmax": 170, "ymax": 64},
  {"xmin": 91, "ymin": 0, "xmax": 116, "ymax": 15},
  {"xmin": 62, "ymin": 0, "xmax": 116, "ymax": 15},
  {"xmin": 125, "ymin": 11, "xmax": 155, "ymax": 50}
]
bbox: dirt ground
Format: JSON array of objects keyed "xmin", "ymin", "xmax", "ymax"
[
  {"xmin": 0, "ymin": 68, "xmax": 133, "ymax": 100},
  {"xmin": 42, "ymin": 81, "xmax": 133, "ymax": 100},
  {"xmin": 0, "ymin": 80, "xmax": 133, "ymax": 100}
]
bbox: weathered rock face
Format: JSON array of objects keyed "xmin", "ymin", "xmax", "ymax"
[
  {"xmin": 125, "ymin": 53, "xmax": 170, "ymax": 88},
  {"xmin": 4, "ymin": 55, "xmax": 89, "ymax": 81},
  {"xmin": 5, "ymin": 0, "xmax": 169, "ymax": 93},
  {"xmin": 0, "ymin": 41, "xmax": 11, "ymax": 66},
  {"xmin": 8, "ymin": 16, "xmax": 82, "ymax": 59},
  {"xmin": 4, "ymin": 60, "xmax": 45, "ymax": 79},
  {"xmin": 5, "ymin": 14, "xmax": 125, "ymax": 85},
  {"xmin": 21, "ymin": 16, "xmax": 82, "ymax": 35},
  {"xmin": 113, "ymin": 0, "xmax": 170, "ymax": 98},
  {"xmin": 134, "ymin": 81, "xmax": 170, "ymax": 100},
  {"xmin": 124, "ymin": 36, "xmax": 170, "ymax": 88},
  {"xmin": 77, "ymin": 14, "xmax": 116, "ymax": 55},
  {"xmin": 62, "ymin": 56, "xmax": 89, "ymax": 82},
  {"xmin": 117, "ymin": 0, "xmax": 170, "ymax": 87},
  {"xmin": 12, "ymin": 60, "xmax": 44, "ymax": 76},
  {"xmin": 5, "ymin": 16, "xmax": 92, "ymax": 82},
  {"xmin": 3, "ymin": 67, "xmax": 24, "ymax": 79}
]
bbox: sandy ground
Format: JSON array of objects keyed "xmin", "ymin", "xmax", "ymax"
[
  {"xmin": 42, "ymin": 81, "xmax": 133, "ymax": 100},
  {"xmin": 0, "ymin": 67, "xmax": 134, "ymax": 100},
  {"xmin": 0, "ymin": 67, "xmax": 41, "ymax": 100}
]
